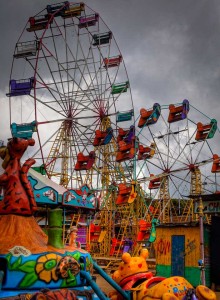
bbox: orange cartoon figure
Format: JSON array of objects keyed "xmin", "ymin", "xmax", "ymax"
[{"xmin": 0, "ymin": 137, "xmax": 37, "ymax": 215}]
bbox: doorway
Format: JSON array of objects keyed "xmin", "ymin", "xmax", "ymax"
[{"xmin": 171, "ymin": 235, "xmax": 185, "ymax": 276}]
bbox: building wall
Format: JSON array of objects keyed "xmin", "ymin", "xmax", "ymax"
[{"xmin": 154, "ymin": 225, "xmax": 210, "ymax": 287}]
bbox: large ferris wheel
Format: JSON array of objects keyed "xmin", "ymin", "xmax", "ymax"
[
  {"xmin": 6, "ymin": 2, "xmax": 220, "ymax": 259},
  {"xmin": 7, "ymin": 2, "xmax": 134, "ymax": 192}
]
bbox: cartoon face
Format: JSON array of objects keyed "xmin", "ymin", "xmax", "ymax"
[{"xmin": 112, "ymin": 249, "xmax": 149, "ymax": 284}]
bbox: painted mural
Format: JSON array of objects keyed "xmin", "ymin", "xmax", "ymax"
[
  {"xmin": 3, "ymin": 250, "xmax": 92, "ymax": 289},
  {"xmin": 28, "ymin": 176, "xmax": 59, "ymax": 205},
  {"xmin": 63, "ymin": 185, "xmax": 97, "ymax": 209}
]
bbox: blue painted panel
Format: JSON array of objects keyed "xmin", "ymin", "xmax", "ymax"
[
  {"xmin": 63, "ymin": 185, "xmax": 96, "ymax": 209},
  {"xmin": 28, "ymin": 176, "xmax": 59, "ymax": 205},
  {"xmin": 171, "ymin": 235, "xmax": 185, "ymax": 277}
]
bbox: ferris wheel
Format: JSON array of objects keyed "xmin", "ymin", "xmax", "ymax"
[
  {"xmin": 7, "ymin": 2, "xmax": 134, "ymax": 191},
  {"xmin": 133, "ymin": 100, "xmax": 220, "ymax": 223}
]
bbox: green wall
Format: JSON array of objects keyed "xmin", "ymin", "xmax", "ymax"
[{"xmin": 156, "ymin": 264, "xmax": 210, "ymax": 287}]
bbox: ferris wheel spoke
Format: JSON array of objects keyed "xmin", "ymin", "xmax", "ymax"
[
  {"xmin": 25, "ymin": 55, "xmax": 69, "ymax": 115},
  {"xmin": 50, "ymin": 27, "xmax": 69, "ymax": 112},
  {"xmin": 33, "ymin": 89, "xmax": 67, "ymax": 118},
  {"xmin": 72, "ymin": 119, "xmax": 99, "ymax": 152},
  {"xmin": 147, "ymin": 126, "xmax": 166, "ymax": 170},
  {"xmin": 51, "ymin": 18, "xmax": 103, "ymax": 108},
  {"xmin": 167, "ymin": 127, "xmax": 192, "ymax": 168},
  {"xmin": 79, "ymin": 31, "xmax": 107, "ymax": 100},
  {"xmin": 37, "ymin": 45, "xmax": 69, "ymax": 112},
  {"xmin": 72, "ymin": 27, "xmax": 101, "ymax": 103},
  {"xmin": 205, "ymin": 139, "xmax": 215, "ymax": 156},
  {"xmin": 169, "ymin": 171, "xmax": 191, "ymax": 197},
  {"xmin": 168, "ymin": 141, "xmax": 191, "ymax": 171},
  {"xmin": 40, "ymin": 42, "xmax": 98, "ymax": 115},
  {"xmin": 185, "ymin": 118, "xmax": 194, "ymax": 163},
  {"xmin": 157, "ymin": 124, "xmax": 189, "ymax": 171},
  {"xmin": 193, "ymin": 140, "xmax": 209, "ymax": 166}
]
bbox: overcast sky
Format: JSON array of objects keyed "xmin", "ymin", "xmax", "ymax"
[{"xmin": 1, "ymin": 0, "xmax": 220, "ymax": 142}]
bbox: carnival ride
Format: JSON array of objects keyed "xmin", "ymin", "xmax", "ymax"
[{"xmin": 5, "ymin": 1, "xmax": 220, "ymax": 272}]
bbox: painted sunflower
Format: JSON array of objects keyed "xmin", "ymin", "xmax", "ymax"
[{"xmin": 35, "ymin": 253, "xmax": 62, "ymax": 283}]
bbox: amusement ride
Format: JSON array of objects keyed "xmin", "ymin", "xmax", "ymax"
[{"xmin": 5, "ymin": 1, "xmax": 220, "ymax": 271}]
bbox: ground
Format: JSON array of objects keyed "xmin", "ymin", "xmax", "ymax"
[{"xmin": 95, "ymin": 272, "xmax": 116, "ymax": 296}]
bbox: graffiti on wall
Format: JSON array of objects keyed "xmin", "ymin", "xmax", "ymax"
[
  {"xmin": 156, "ymin": 238, "xmax": 171, "ymax": 255},
  {"xmin": 184, "ymin": 238, "xmax": 196, "ymax": 256}
]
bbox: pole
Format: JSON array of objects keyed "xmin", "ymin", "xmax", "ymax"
[
  {"xmin": 80, "ymin": 270, "xmax": 109, "ymax": 300},
  {"xmin": 198, "ymin": 196, "xmax": 206, "ymax": 285}
]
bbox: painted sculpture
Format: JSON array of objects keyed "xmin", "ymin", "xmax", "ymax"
[
  {"xmin": 109, "ymin": 249, "xmax": 216, "ymax": 300},
  {"xmin": 0, "ymin": 137, "xmax": 37, "ymax": 215}
]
